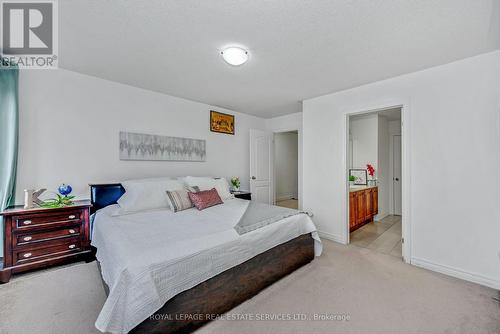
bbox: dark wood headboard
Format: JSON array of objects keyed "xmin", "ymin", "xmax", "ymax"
[{"xmin": 89, "ymin": 183, "xmax": 125, "ymax": 215}]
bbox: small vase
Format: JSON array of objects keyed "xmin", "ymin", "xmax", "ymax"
[{"xmin": 233, "ymin": 186, "xmax": 240, "ymax": 192}]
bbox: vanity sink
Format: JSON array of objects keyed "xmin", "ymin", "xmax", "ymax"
[{"xmin": 349, "ymin": 185, "xmax": 376, "ymax": 192}]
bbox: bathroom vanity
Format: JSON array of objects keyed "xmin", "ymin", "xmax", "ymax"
[{"xmin": 349, "ymin": 186, "xmax": 378, "ymax": 232}]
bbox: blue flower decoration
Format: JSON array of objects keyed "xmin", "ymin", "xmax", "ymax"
[{"xmin": 58, "ymin": 184, "xmax": 72, "ymax": 196}]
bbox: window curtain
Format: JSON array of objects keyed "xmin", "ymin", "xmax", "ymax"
[{"xmin": 0, "ymin": 64, "xmax": 19, "ymax": 258}]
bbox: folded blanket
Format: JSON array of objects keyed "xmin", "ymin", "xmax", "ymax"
[{"xmin": 234, "ymin": 201, "xmax": 312, "ymax": 235}]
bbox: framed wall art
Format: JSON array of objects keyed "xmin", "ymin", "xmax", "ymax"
[
  {"xmin": 210, "ymin": 110, "xmax": 235, "ymax": 135},
  {"xmin": 349, "ymin": 169, "xmax": 368, "ymax": 186},
  {"xmin": 119, "ymin": 131, "xmax": 206, "ymax": 161}
]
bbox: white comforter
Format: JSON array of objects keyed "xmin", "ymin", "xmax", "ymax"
[{"xmin": 91, "ymin": 198, "xmax": 322, "ymax": 334}]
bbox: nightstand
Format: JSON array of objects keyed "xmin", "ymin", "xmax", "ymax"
[
  {"xmin": 0, "ymin": 200, "xmax": 92, "ymax": 283},
  {"xmin": 231, "ymin": 191, "xmax": 252, "ymax": 200}
]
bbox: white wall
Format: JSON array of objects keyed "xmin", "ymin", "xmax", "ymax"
[
  {"xmin": 303, "ymin": 51, "xmax": 500, "ymax": 289},
  {"xmin": 266, "ymin": 112, "xmax": 302, "ymax": 132},
  {"xmin": 350, "ymin": 114, "xmax": 378, "ymax": 172},
  {"xmin": 266, "ymin": 112, "xmax": 303, "ymax": 208},
  {"xmin": 274, "ymin": 132, "xmax": 298, "ymax": 200},
  {"xmin": 389, "ymin": 120, "xmax": 402, "ymax": 136},
  {"xmin": 377, "ymin": 115, "xmax": 390, "ymax": 219},
  {"xmin": 16, "ymin": 69, "xmax": 266, "ymax": 204}
]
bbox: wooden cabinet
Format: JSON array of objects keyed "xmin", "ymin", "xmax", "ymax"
[
  {"xmin": 356, "ymin": 191, "xmax": 366, "ymax": 225},
  {"xmin": 0, "ymin": 200, "xmax": 92, "ymax": 283},
  {"xmin": 349, "ymin": 193, "xmax": 356, "ymax": 230},
  {"xmin": 365, "ymin": 189, "xmax": 373, "ymax": 221},
  {"xmin": 371, "ymin": 187, "xmax": 378, "ymax": 215},
  {"xmin": 349, "ymin": 187, "xmax": 378, "ymax": 232}
]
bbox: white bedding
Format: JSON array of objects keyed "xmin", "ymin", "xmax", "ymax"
[{"xmin": 91, "ymin": 198, "xmax": 322, "ymax": 334}]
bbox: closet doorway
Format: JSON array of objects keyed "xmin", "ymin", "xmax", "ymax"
[{"xmin": 273, "ymin": 131, "xmax": 299, "ymax": 209}]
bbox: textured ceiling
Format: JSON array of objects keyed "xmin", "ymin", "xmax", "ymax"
[{"xmin": 59, "ymin": 0, "xmax": 500, "ymax": 118}]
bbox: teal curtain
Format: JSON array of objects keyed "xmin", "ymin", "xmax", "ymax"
[{"xmin": 0, "ymin": 63, "xmax": 19, "ymax": 258}]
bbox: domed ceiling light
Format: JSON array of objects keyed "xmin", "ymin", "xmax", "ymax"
[{"xmin": 221, "ymin": 47, "xmax": 249, "ymax": 66}]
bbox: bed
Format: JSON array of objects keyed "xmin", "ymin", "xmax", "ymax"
[{"xmin": 90, "ymin": 183, "xmax": 322, "ymax": 334}]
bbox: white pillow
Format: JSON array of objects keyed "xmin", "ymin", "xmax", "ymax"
[
  {"xmin": 213, "ymin": 178, "xmax": 233, "ymax": 200},
  {"xmin": 116, "ymin": 178, "xmax": 185, "ymax": 214},
  {"xmin": 183, "ymin": 176, "xmax": 233, "ymax": 200}
]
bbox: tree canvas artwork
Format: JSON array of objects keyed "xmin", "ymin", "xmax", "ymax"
[{"xmin": 119, "ymin": 132, "xmax": 206, "ymax": 161}]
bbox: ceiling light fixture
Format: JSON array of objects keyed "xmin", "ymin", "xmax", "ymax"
[{"xmin": 221, "ymin": 47, "xmax": 249, "ymax": 66}]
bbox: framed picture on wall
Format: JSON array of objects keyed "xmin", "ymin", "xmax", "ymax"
[
  {"xmin": 349, "ymin": 169, "xmax": 368, "ymax": 185},
  {"xmin": 210, "ymin": 110, "xmax": 235, "ymax": 135},
  {"xmin": 119, "ymin": 132, "xmax": 206, "ymax": 161}
]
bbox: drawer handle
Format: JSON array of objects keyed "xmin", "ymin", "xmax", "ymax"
[
  {"xmin": 68, "ymin": 229, "xmax": 76, "ymax": 234},
  {"xmin": 23, "ymin": 236, "xmax": 33, "ymax": 241},
  {"xmin": 68, "ymin": 215, "xmax": 76, "ymax": 219},
  {"xmin": 23, "ymin": 220, "xmax": 32, "ymax": 225},
  {"xmin": 23, "ymin": 252, "xmax": 32, "ymax": 258},
  {"xmin": 68, "ymin": 244, "xmax": 76, "ymax": 249}
]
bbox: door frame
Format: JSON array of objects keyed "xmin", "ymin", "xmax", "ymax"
[
  {"xmin": 271, "ymin": 127, "xmax": 302, "ymax": 210},
  {"xmin": 390, "ymin": 134, "xmax": 402, "ymax": 215},
  {"xmin": 343, "ymin": 102, "xmax": 411, "ymax": 263}
]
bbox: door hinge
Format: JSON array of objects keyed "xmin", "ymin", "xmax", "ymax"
[{"xmin": 401, "ymin": 237, "xmax": 404, "ymax": 243}]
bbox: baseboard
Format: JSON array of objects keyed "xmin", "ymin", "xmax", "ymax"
[
  {"xmin": 374, "ymin": 212, "xmax": 389, "ymax": 221},
  {"xmin": 411, "ymin": 257, "xmax": 500, "ymax": 290},
  {"xmin": 317, "ymin": 230, "xmax": 347, "ymax": 244}
]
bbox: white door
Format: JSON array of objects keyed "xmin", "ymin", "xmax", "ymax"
[
  {"xmin": 250, "ymin": 129, "xmax": 272, "ymax": 204},
  {"xmin": 393, "ymin": 135, "xmax": 402, "ymax": 215}
]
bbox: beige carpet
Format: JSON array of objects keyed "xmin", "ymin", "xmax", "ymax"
[{"xmin": 0, "ymin": 240, "xmax": 498, "ymax": 334}]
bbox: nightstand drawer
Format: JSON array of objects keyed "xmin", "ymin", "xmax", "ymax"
[
  {"xmin": 13, "ymin": 239, "xmax": 82, "ymax": 265},
  {"xmin": 1, "ymin": 200, "xmax": 92, "ymax": 283},
  {"xmin": 13, "ymin": 210, "xmax": 82, "ymax": 230},
  {"xmin": 14, "ymin": 226, "xmax": 81, "ymax": 248}
]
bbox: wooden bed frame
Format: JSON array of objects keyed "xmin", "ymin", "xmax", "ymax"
[{"xmin": 90, "ymin": 183, "xmax": 315, "ymax": 334}]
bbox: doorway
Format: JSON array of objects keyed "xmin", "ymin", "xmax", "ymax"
[
  {"xmin": 346, "ymin": 107, "xmax": 404, "ymax": 259},
  {"xmin": 274, "ymin": 131, "xmax": 299, "ymax": 209}
]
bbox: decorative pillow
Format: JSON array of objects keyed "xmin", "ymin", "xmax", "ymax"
[
  {"xmin": 116, "ymin": 178, "xmax": 185, "ymax": 214},
  {"xmin": 188, "ymin": 188, "xmax": 223, "ymax": 210},
  {"xmin": 165, "ymin": 189, "xmax": 194, "ymax": 212}
]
